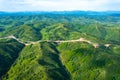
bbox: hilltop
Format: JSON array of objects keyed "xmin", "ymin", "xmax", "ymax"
[{"xmin": 0, "ymin": 11, "xmax": 120, "ymax": 80}]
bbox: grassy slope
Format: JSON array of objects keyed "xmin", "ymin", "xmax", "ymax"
[
  {"xmin": 0, "ymin": 14, "xmax": 120, "ymax": 80},
  {"xmin": 3, "ymin": 42, "xmax": 70, "ymax": 80},
  {"xmin": 0, "ymin": 15, "xmax": 120, "ymax": 43},
  {"xmin": 1, "ymin": 25, "xmax": 42, "ymax": 41},
  {"xmin": 58, "ymin": 42, "xmax": 120, "ymax": 80},
  {"xmin": 79, "ymin": 24, "xmax": 120, "ymax": 43},
  {"xmin": 0, "ymin": 39, "xmax": 24, "ymax": 78},
  {"xmin": 3, "ymin": 41, "xmax": 120, "ymax": 80},
  {"xmin": 105, "ymin": 28, "xmax": 120, "ymax": 42},
  {"xmin": 41, "ymin": 23, "xmax": 81, "ymax": 40}
]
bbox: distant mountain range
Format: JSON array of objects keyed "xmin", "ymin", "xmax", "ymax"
[
  {"xmin": 0, "ymin": 11, "xmax": 120, "ymax": 16},
  {"xmin": 0, "ymin": 11, "xmax": 120, "ymax": 80}
]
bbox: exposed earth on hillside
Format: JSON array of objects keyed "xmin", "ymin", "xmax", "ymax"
[{"xmin": 0, "ymin": 11, "xmax": 120, "ymax": 80}]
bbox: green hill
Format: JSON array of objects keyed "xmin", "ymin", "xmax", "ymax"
[
  {"xmin": 58, "ymin": 42, "xmax": 120, "ymax": 80},
  {"xmin": 0, "ymin": 39, "xmax": 24, "ymax": 78},
  {"xmin": 2, "ymin": 41, "xmax": 120, "ymax": 80},
  {"xmin": 41, "ymin": 23, "xmax": 82, "ymax": 40},
  {"xmin": 79, "ymin": 24, "xmax": 120, "ymax": 43},
  {"xmin": 3, "ymin": 42, "xmax": 70, "ymax": 80},
  {"xmin": 1, "ymin": 25, "xmax": 42, "ymax": 41},
  {"xmin": 0, "ymin": 12, "xmax": 120, "ymax": 80}
]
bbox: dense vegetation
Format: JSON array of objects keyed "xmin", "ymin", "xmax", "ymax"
[
  {"xmin": 0, "ymin": 11, "xmax": 120, "ymax": 80},
  {"xmin": 58, "ymin": 42, "xmax": 120, "ymax": 80},
  {"xmin": 3, "ymin": 42, "xmax": 70, "ymax": 80},
  {"xmin": 0, "ymin": 39, "xmax": 24, "ymax": 78},
  {"xmin": 0, "ymin": 11, "xmax": 120, "ymax": 42}
]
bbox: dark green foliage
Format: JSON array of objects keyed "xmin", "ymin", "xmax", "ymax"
[
  {"xmin": 0, "ymin": 12, "xmax": 120, "ymax": 80},
  {"xmin": 0, "ymin": 13, "xmax": 120, "ymax": 42},
  {"xmin": 3, "ymin": 42, "xmax": 70, "ymax": 80},
  {"xmin": 58, "ymin": 42, "xmax": 120, "ymax": 80},
  {"xmin": 0, "ymin": 39, "xmax": 24, "ymax": 78},
  {"xmin": 2, "ymin": 25, "xmax": 42, "ymax": 41},
  {"xmin": 41, "ymin": 23, "xmax": 81, "ymax": 40},
  {"xmin": 39, "ymin": 42, "xmax": 70, "ymax": 80}
]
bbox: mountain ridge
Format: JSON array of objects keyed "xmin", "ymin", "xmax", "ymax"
[{"xmin": 0, "ymin": 12, "xmax": 120, "ymax": 80}]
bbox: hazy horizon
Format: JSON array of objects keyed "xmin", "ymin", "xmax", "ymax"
[
  {"xmin": 0, "ymin": 0, "xmax": 120, "ymax": 12},
  {"xmin": 1, "ymin": 10, "xmax": 120, "ymax": 13}
]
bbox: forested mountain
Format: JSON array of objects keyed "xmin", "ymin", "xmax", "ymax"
[{"xmin": 0, "ymin": 11, "xmax": 120, "ymax": 80}]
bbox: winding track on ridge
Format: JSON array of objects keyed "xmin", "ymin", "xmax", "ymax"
[{"xmin": 0, "ymin": 35, "xmax": 110, "ymax": 48}]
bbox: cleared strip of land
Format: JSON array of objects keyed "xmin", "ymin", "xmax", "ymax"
[{"xmin": 0, "ymin": 35, "xmax": 111, "ymax": 48}]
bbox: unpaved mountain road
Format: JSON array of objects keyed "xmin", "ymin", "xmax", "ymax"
[{"xmin": 0, "ymin": 35, "xmax": 110, "ymax": 48}]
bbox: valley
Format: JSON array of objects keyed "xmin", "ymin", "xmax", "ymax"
[{"xmin": 0, "ymin": 11, "xmax": 120, "ymax": 80}]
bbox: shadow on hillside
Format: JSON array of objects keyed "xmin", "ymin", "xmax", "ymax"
[
  {"xmin": 38, "ymin": 42, "xmax": 71, "ymax": 80},
  {"xmin": 0, "ymin": 39, "xmax": 25, "ymax": 79}
]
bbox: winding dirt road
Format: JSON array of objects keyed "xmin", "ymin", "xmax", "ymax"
[{"xmin": 0, "ymin": 35, "xmax": 110, "ymax": 48}]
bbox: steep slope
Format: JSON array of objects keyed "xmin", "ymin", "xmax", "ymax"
[
  {"xmin": 3, "ymin": 42, "xmax": 70, "ymax": 80},
  {"xmin": 0, "ymin": 12, "xmax": 120, "ymax": 80},
  {"xmin": 0, "ymin": 39, "xmax": 24, "ymax": 78},
  {"xmin": 58, "ymin": 42, "xmax": 120, "ymax": 80},
  {"xmin": 1, "ymin": 25, "xmax": 42, "ymax": 41},
  {"xmin": 80, "ymin": 24, "xmax": 107, "ymax": 39},
  {"xmin": 105, "ymin": 27, "xmax": 120, "ymax": 42},
  {"xmin": 79, "ymin": 24, "xmax": 120, "ymax": 43},
  {"xmin": 41, "ymin": 23, "xmax": 81, "ymax": 40},
  {"xmin": 2, "ymin": 40, "xmax": 120, "ymax": 80}
]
